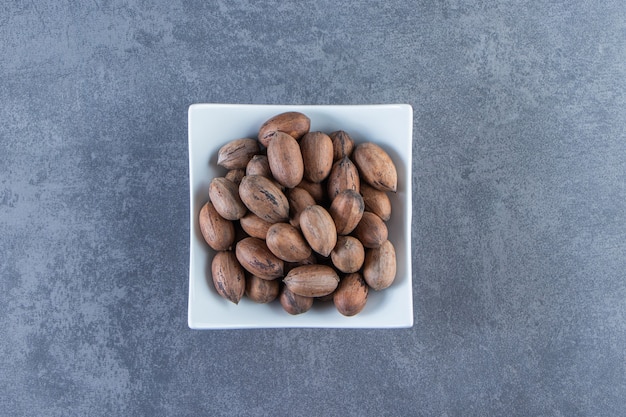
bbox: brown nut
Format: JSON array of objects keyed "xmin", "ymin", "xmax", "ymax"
[
  {"xmin": 199, "ymin": 201, "xmax": 235, "ymax": 251},
  {"xmin": 239, "ymin": 175, "xmax": 289, "ymax": 223},
  {"xmin": 296, "ymin": 179, "xmax": 326, "ymax": 205},
  {"xmin": 329, "ymin": 130, "xmax": 355, "ymax": 161},
  {"xmin": 235, "ymin": 237, "xmax": 284, "ymax": 280},
  {"xmin": 327, "ymin": 156, "xmax": 360, "ymax": 201},
  {"xmin": 246, "ymin": 155, "xmax": 272, "ymax": 178},
  {"xmin": 245, "ymin": 274, "xmax": 280, "ymax": 303},
  {"xmin": 217, "ymin": 138, "xmax": 260, "ymax": 170},
  {"xmin": 363, "ymin": 240, "xmax": 396, "ymax": 291},
  {"xmin": 258, "ymin": 111, "xmax": 311, "ymax": 147},
  {"xmin": 352, "ymin": 212, "xmax": 388, "ymax": 248},
  {"xmin": 209, "ymin": 177, "xmax": 247, "ymax": 221},
  {"xmin": 239, "ymin": 212, "xmax": 273, "ymax": 240},
  {"xmin": 299, "ymin": 205, "xmax": 337, "ymax": 257},
  {"xmin": 266, "ymin": 222, "xmax": 312, "ymax": 262},
  {"xmin": 225, "ymin": 168, "xmax": 245, "ymax": 185},
  {"xmin": 287, "ymin": 187, "xmax": 316, "ymax": 229},
  {"xmin": 360, "ymin": 182, "xmax": 391, "ymax": 221},
  {"xmin": 352, "ymin": 142, "xmax": 397, "ymax": 192},
  {"xmin": 279, "ymin": 285, "xmax": 313, "ymax": 315},
  {"xmin": 211, "ymin": 251, "xmax": 246, "ymax": 304},
  {"xmin": 267, "ymin": 132, "xmax": 304, "ymax": 189},
  {"xmin": 330, "ymin": 236, "xmax": 365, "ymax": 273},
  {"xmin": 333, "ymin": 272, "xmax": 368, "ymax": 316},
  {"xmin": 283, "ymin": 264, "xmax": 340, "ymax": 297},
  {"xmin": 328, "ymin": 189, "xmax": 364, "ymax": 235},
  {"xmin": 300, "ymin": 131, "xmax": 334, "ymax": 183}
]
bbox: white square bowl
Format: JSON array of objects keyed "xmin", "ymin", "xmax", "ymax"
[{"xmin": 188, "ymin": 104, "xmax": 413, "ymax": 329}]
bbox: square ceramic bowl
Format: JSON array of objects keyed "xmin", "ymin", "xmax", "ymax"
[{"xmin": 188, "ymin": 104, "xmax": 413, "ymax": 329}]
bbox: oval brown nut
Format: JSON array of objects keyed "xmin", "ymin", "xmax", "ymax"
[
  {"xmin": 239, "ymin": 175, "xmax": 289, "ymax": 223},
  {"xmin": 267, "ymin": 132, "xmax": 304, "ymax": 189},
  {"xmin": 329, "ymin": 189, "xmax": 364, "ymax": 235},
  {"xmin": 199, "ymin": 201, "xmax": 235, "ymax": 251},
  {"xmin": 327, "ymin": 156, "xmax": 360, "ymax": 201},
  {"xmin": 300, "ymin": 131, "xmax": 333, "ymax": 183},
  {"xmin": 258, "ymin": 111, "xmax": 311, "ymax": 147},
  {"xmin": 329, "ymin": 130, "xmax": 355, "ymax": 161},
  {"xmin": 360, "ymin": 182, "xmax": 391, "ymax": 221},
  {"xmin": 209, "ymin": 177, "xmax": 247, "ymax": 221},
  {"xmin": 363, "ymin": 240, "xmax": 396, "ymax": 291},
  {"xmin": 246, "ymin": 155, "xmax": 272, "ymax": 178},
  {"xmin": 211, "ymin": 251, "xmax": 246, "ymax": 304},
  {"xmin": 283, "ymin": 264, "xmax": 340, "ymax": 297},
  {"xmin": 333, "ymin": 272, "xmax": 368, "ymax": 316},
  {"xmin": 280, "ymin": 285, "xmax": 313, "ymax": 315},
  {"xmin": 330, "ymin": 235, "xmax": 365, "ymax": 273},
  {"xmin": 296, "ymin": 179, "xmax": 326, "ymax": 205},
  {"xmin": 235, "ymin": 237, "xmax": 284, "ymax": 280},
  {"xmin": 217, "ymin": 138, "xmax": 260, "ymax": 170},
  {"xmin": 266, "ymin": 222, "xmax": 312, "ymax": 262},
  {"xmin": 287, "ymin": 187, "xmax": 316, "ymax": 229},
  {"xmin": 352, "ymin": 211, "xmax": 388, "ymax": 249},
  {"xmin": 299, "ymin": 205, "xmax": 337, "ymax": 257},
  {"xmin": 239, "ymin": 212, "xmax": 273, "ymax": 240},
  {"xmin": 246, "ymin": 155, "xmax": 285, "ymax": 192},
  {"xmin": 245, "ymin": 274, "xmax": 280, "ymax": 303},
  {"xmin": 352, "ymin": 142, "xmax": 398, "ymax": 192},
  {"xmin": 225, "ymin": 168, "xmax": 245, "ymax": 185}
]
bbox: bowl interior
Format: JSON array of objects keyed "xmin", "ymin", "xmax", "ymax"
[{"xmin": 189, "ymin": 104, "xmax": 413, "ymax": 329}]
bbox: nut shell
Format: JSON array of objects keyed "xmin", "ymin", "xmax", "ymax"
[
  {"xmin": 329, "ymin": 130, "xmax": 355, "ymax": 161},
  {"xmin": 360, "ymin": 182, "xmax": 391, "ymax": 221},
  {"xmin": 300, "ymin": 131, "xmax": 334, "ymax": 183},
  {"xmin": 266, "ymin": 222, "xmax": 312, "ymax": 262},
  {"xmin": 199, "ymin": 201, "xmax": 235, "ymax": 251},
  {"xmin": 327, "ymin": 156, "xmax": 360, "ymax": 201},
  {"xmin": 235, "ymin": 237, "xmax": 284, "ymax": 280},
  {"xmin": 283, "ymin": 264, "xmax": 340, "ymax": 297},
  {"xmin": 217, "ymin": 138, "xmax": 260, "ymax": 170},
  {"xmin": 287, "ymin": 187, "xmax": 316, "ymax": 229},
  {"xmin": 296, "ymin": 179, "xmax": 326, "ymax": 205},
  {"xmin": 211, "ymin": 251, "xmax": 246, "ymax": 304},
  {"xmin": 352, "ymin": 212, "xmax": 388, "ymax": 248},
  {"xmin": 239, "ymin": 212, "xmax": 273, "ymax": 240},
  {"xmin": 328, "ymin": 189, "xmax": 364, "ymax": 235},
  {"xmin": 245, "ymin": 275, "xmax": 280, "ymax": 303},
  {"xmin": 333, "ymin": 272, "xmax": 368, "ymax": 316},
  {"xmin": 267, "ymin": 132, "xmax": 304, "ymax": 189},
  {"xmin": 363, "ymin": 240, "xmax": 396, "ymax": 291},
  {"xmin": 258, "ymin": 111, "xmax": 311, "ymax": 146},
  {"xmin": 246, "ymin": 155, "xmax": 272, "ymax": 178},
  {"xmin": 352, "ymin": 142, "xmax": 397, "ymax": 192},
  {"xmin": 280, "ymin": 286, "xmax": 313, "ymax": 315},
  {"xmin": 299, "ymin": 205, "xmax": 337, "ymax": 257},
  {"xmin": 330, "ymin": 236, "xmax": 365, "ymax": 273},
  {"xmin": 209, "ymin": 177, "xmax": 247, "ymax": 220},
  {"xmin": 225, "ymin": 168, "xmax": 245, "ymax": 185},
  {"xmin": 239, "ymin": 175, "xmax": 290, "ymax": 223}
]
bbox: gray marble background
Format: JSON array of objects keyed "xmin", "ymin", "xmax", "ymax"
[{"xmin": 2, "ymin": 1, "xmax": 625, "ymax": 416}]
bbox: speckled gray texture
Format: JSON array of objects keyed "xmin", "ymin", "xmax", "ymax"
[{"xmin": 1, "ymin": 0, "xmax": 625, "ymax": 416}]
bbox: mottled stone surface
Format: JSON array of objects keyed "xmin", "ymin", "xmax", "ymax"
[{"xmin": 1, "ymin": 1, "xmax": 625, "ymax": 416}]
